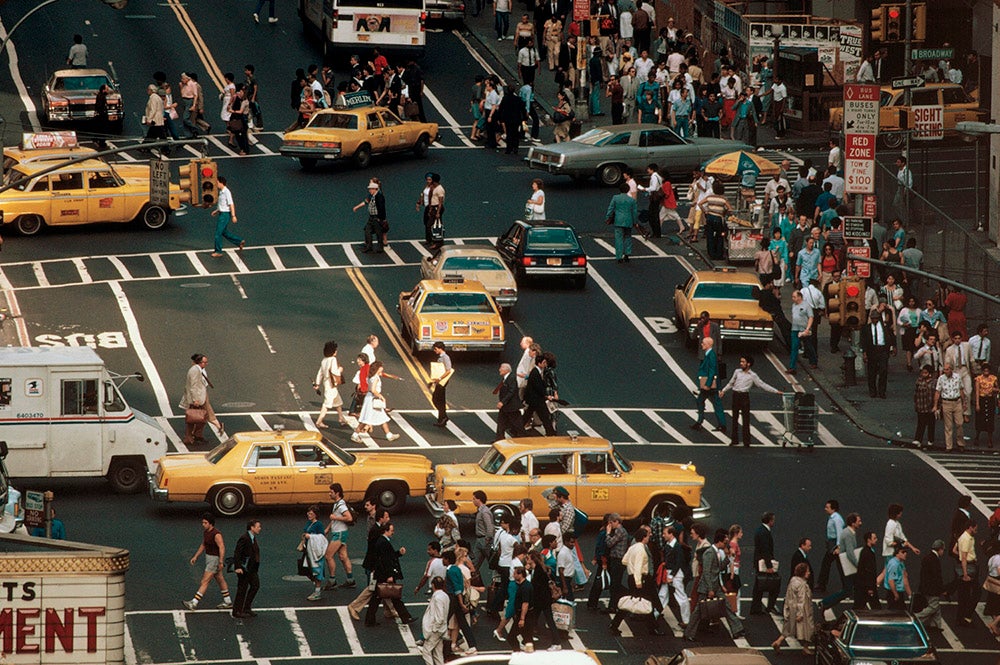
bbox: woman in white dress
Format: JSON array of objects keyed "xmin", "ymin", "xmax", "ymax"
[
  {"xmin": 312, "ymin": 341, "xmax": 348, "ymax": 429},
  {"xmin": 219, "ymin": 72, "xmax": 236, "ymax": 146},
  {"xmin": 526, "ymin": 179, "xmax": 545, "ymax": 220},
  {"xmin": 352, "ymin": 361, "xmax": 400, "ymax": 442}
]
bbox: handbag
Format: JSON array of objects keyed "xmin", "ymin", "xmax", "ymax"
[
  {"xmin": 377, "ymin": 582, "xmax": 403, "ymax": 599},
  {"xmin": 548, "ymin": 579, "xmax": 563, "ymax": 601},
  {"xmin": 617, "ymin": 594, "xmax": 653, "ymax": 615},
  {"xmin": 404, "ymin": 101, "xmax": 419, "ymax": 117},
  {"xmin": 984, "ymin": 575, "xmax": 1000, "ymax": 594},
  {"xmin": 551, "ymin": 600, "xmax": 576, "ymax": 630},
  {"xmin": 372, "ymin": 398, "xmax": 386, "ymax": 410},
  {"xmin": 699, "ymin": 596, "xmax": 727, "ymax": 620},
  {"xmin": 755, "ymin": 571, "xmax": 781, "ymax": 594},
  {"xmin": 185, "ymin": 406, "xmax": 206, "ymax": 425},
  {"xmin": 725, "ymin": 591, "xmax": 739, "ymax": 613}
]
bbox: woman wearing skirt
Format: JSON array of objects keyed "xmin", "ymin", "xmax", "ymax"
[{"xmin": 975, "ymin": 364, "xmax": 998, "ymax": 448}]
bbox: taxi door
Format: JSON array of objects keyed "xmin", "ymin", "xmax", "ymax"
[
  {"xmin": 85, "ymin": 169, "xmax": 128, "ymax": 223},
  {"xmin": 289, "ymin": 442, "xmax": 352, "ymax": 503},
  {"xmin": 379, "ymin": 110, "xmax": 411, "ymax": 151},
  {"xmin": 48, "ymin": 171, "xmax": 86, "ymax": 226},
  {"xmin": 575, "ymin": 451, "xmax": 627, "ymax": 517},
  {"xmin": 364, "ymin": 111, "xmax": 388, "ymax": 153},
  {"xmin": 527, "ymin": 451, "xmax": 576, "ymax": 508},
  {"xmin": 241, "ymin": 443, "xmax": 294, "ymax": 503}
]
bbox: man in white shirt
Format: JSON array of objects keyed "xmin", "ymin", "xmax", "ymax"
[
  {"xmin": 414, "ymin": 542, "xmax": 448, "ymax": 595},
  {"xmin": 666, "ymin": 50, "xmax": 686, "ymax": 75},
  {"xmin": 771, "ymin": 75, "xmax": 788, "ymax": 137},
  {"xmin": 517, "ymin": 39, "xmax": 540, "ymax": 86},
  {"xmin": 210, "ymin": 176, "xmax": 245, "ymax": 257},
  {"xmin": 518, "ymin": 498, "xmax": 539, "ymax": 542},
  {"xmin": 67, "ymin": 34, "xmax": 88, "ymax": 68},
  {"xmin": 827, "ymin": 138, "xmax": 842, "ymax": 173},
  {"xmin": 822, "ymin": 165, "xmax": 845, "ymax": 201},
  {"xmin": 763, "ymin": 173, "xmax": 790, "ymax": 207},
  {"xmin": 944, "ymin": 332, "xmax": 974, "ymax": 417},
  {"xmin": 515, "ymin": 337, "xmax": 537, "ymax": 396},
  {"xmin": 856, "ymin": 55, "xmax": 875, "ymax": 83},
  {"xmin": 634, "ymin": 51, "xmax": 654, "ymax": 81},
  {"xmin": 969, "ymin": 324, "xmax": 991, "ymax": 375},
  {"xmin": 419, "ymin": 577, "xmax": 450, "ymax": 665},
  {"xmin": 556, "ymin": 532, "xmax": 578, "ymax": 600}
]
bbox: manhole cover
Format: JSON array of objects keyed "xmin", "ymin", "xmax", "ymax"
[
  {"xmin": 179, "ymin": 283, "xmax": 212, "ymax": 288},
  {"xmin": 221, "ymin": 401, "xmax": 256, "ymax": 409}
]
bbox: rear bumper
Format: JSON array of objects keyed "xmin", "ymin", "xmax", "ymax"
[
  {"xmin": 279, "ymin": 146, "xmax": 343, "ymax": 159},
  {"xmin": 413, "ymin": 339, "xmax": 505, "ymax": 352},
  {"xmin": 524, "ymin": 266, "xmax": 586, "ymax": 276},
  {"xmin": 425, "ymin": 492, "xmax": 445, "ymax": 518},
  {"xmin": 687, "ymin": 323, "xmax": 774, "ymax": 343},
  {"xmin": 494, "ymin": 295, "xmax": 518, "ymax": 307},
  {"xmin": 147, "ymin": 473, "xmax": 169, "ymax": 502}
]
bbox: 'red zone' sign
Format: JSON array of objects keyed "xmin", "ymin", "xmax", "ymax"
[{"xmin": 845, "ymin": 135, "xmax": 875, "ymax": 194}]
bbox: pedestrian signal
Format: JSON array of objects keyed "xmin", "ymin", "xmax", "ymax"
[
  {"xmin": 827, "ymin": 283, "xmax": 843, "ymax": 327},
  {"xmin": 842, "ymin": 279, "xmax": 866, "ymax": 329},
  {"xmin": 870, "ymin": 6, "xmax": 885, "ymax": 42},
  {"xmin": 199, "ymin": 159, "xmax": 219, "ymax": 208},
  {"xmin": 177, "ymin": 160, "xmax": 198, "ymax": 205}
]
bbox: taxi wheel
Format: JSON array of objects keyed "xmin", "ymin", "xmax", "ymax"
[
  {"xmin": 490, "ymin": 503, "xmax": 517, "ymax": 526},
  {"xmin": 413, "ymin": 135, "xmax": 430, "ymax": 158},
  {"xmin": 16, "ymin": 215, "xmax": 43, "ymax": 236},
  {"xmin": 647, "ymin": 496, "xmax": 681, "ymax": 526},
  {"xmin": 108, "ymin": 458, "xmax": 146, "ymax": 494},
  {"xmin": 372, "ymin": 482, "xmax": 407, "ymax": 515},
  {"xmin": 140, "ymin": 205, "xmax": 169, "ymax": 230},
  {"xmin": 598, "ymin": 163, "xmax": 624, "ymax": 186},
  {"xmin": 210, "ymin": 485, "xmax": 250, "ymax": 517},
  {"xmin": 354, "ymin": 145, "xmax": 372, "ymax": 169}
]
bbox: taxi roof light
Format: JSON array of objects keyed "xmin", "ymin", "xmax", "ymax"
[{"xmin": 442, "ymin": 275, "xmax": 465, "ymax": 284}]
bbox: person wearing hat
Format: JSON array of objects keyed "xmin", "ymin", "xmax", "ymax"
[
  {"xmin": 879, "ymin": 544, "xmax": 911, "ymax": 610},
  {"xmin": 915, "ymin": 539, "xmax": 946, "ymax": 630},
  {"xmin": 416, "ymin": 172, "xmax": 446, "ymax": 247},
  {"xmin": 352, "ymin": 178, "xmax": 387, "ymax": 253}
]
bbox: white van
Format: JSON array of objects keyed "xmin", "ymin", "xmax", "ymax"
[{"xmin": 0, "ymin": 347, "xmax": 167, "ymax": 493}]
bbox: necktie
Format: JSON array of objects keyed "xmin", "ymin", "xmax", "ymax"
[{"xmin": 960, "ymin": 345, "xmax": 966, "ymax": 367}]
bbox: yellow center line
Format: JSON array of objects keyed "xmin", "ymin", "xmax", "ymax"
[
  {"xmin": 166, "ymin": 0, "xmax": 225, "ymax": 92},
  {"xmin": 346, "ymin": 267, "xmax": 435, "ymax": 407}
]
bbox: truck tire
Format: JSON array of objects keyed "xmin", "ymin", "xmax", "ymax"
[
  {"xmin": 369, "ymin": 481, "xmax": 407, "ymax": 515},
  {"xmin": 108, "ymin": 458, "xmax": 147, "ymax": 494},
  {"xmin": 210, "ymin": 485, "xmax": 250, "ymax": 516}
]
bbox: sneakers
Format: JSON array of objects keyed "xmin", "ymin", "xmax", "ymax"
[
  {"xmin": 463, "ymin": 648, "xmax": 478, "ymax": 656},
  {"xmin": 340, "ymin": 579, "xmax": 357, "ymax": 588},
  {"xmin": 547, "ymin": 645, "xmax": 562, "ymax": 651},
  {"xmin": 323, "ymin": 581, "xmax": 337, "ymax": 591},
  {"xmin": 182, "ymin": 600, "xmax": 197, "ymax": 611},
  {"xmin": 307, "ymin": 590, "xmax": 322, "ymax": 601},
  {"xmin": 268, "ymin": 16, "xmax": 278, "ymax": 23},
  {"xmin": 386, "ymin": 432, "xmax": 400, "ymax": 441},
  {"xmin": 252, "ymin": 12, "xmax": 259, "ymax": 22},
  {"xmin": 216, "ymin": 602, "xmax": 232, "ymax": 610}
]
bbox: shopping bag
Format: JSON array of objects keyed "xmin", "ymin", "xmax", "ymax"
[
  {"xmin": 551, "ymin": 600, "xmax": 575, "ymax": 631},
  {"xmin": 616, "ymin": 595, "xmax": 653, "ymax": 615}
]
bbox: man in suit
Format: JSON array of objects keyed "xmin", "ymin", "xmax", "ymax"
[
  {"xmin": 495, "ymin": 363, "xmax": 522, "ymax": 439},
  {"xmin": 861, "ymin": 309, "xmax": 892, "ymax": 398},
  {"xmin": 232, "ymin": 519, "xmax": 262, "ymax": 618},
  {"xmin": 691, "ymin": 337, "xmax": 726, "ymax": 433},
  {"xmin": 915, "ymin": 539, "xmax": 946, "ymax": 630},
  {"xmin": 790, "ymin": 538, "xmax": 814, "ymax": 590},
  {"xmin": 684, "ymin": 528, "xmax": 745, "ymax": 642},
  {"xmin": 365, "ymin": 521, "xmax": 415, "ymax": 626},
  {"xmin": 750, "ymin": 512, "xmax": 779, "ymax": 615},
  {"xmin": 854, "ymin": 531, "xmax": 881, "ymax": 609},
  {"xmin": 522, "ymin": 355, "xmax": 554, "ymax": 435}
]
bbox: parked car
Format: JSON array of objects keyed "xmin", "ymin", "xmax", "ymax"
[
  {"xmin": 495, "ymin": 220, "xmax": 587, "ymax": 289},
  {"xmin": 526, "ymin": 123, "xmax": 750, "ymax": 186},
  {"xmin": 149, "ymin": 429, "xmax": 434, "ymax": 516},
  {"xmin": 674, "ymin": 268, "xmax": 774, "ymax": 346},
  {"xmin": 814, "ymin": 609, "xmax": 940, "ymax": 665},
  {"xmin": 41, "ymin": 69, "xmax": 123, "ymax": 129},
  {"xmin": 420, "ymin": 245, "xmax": 518, "ymax": 309}
]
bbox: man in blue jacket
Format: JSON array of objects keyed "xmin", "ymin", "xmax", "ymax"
[{"xmin": 605, "ymin": 182, "xmax": 637, "ymax": 262}]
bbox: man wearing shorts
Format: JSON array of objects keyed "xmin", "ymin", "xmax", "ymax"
[
  {"xmin": 324, "ymin": 483, "xmax": 356, "ymax": 589},
  {"xmin": 183, "ymin": 513, "xmax": 233, "ymax": 611}
]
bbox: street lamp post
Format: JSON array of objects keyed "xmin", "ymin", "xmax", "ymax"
[{"xmin": 770, "ymin": 24, "xmax": 782, "ymax": 80}]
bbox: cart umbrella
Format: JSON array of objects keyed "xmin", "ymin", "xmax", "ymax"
[{"xmin": 701, "ymin": 150, "xmax": 781, "ymax": 178}]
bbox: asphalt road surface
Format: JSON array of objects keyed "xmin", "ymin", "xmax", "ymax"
[{"xmin": 0, "ymin": 2, "xmax": 998, "ymax": 664}]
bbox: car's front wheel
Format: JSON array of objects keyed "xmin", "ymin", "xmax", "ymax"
[
  {"xmin": 413, "ymin": 134, "xmax": 430, "ymax": 158},
  {"xmin": 16, "ymin": 214, "xmax": 43, "ymax": 236},
  {"xmin": 370, "ymin": 481, "xmax": 407, "ymax": 515},
  {"xmin": 354, "ymin": 144, "xmax": 372, "ymax": 169},
  {"xmin": 139, "ymin": 204, "xmax": 169, "ymax": 230},
  {"xmin": 647, "ymin": 495, "xmax": 682, "ymax": 526},
  {"xmin": 598, "ymin": 163, "xmax": 624, "ymax": 186}
]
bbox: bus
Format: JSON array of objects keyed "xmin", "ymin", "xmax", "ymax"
[{"xmin": 299, "ymin": 0, "xmax": 427, "ymax": 60}]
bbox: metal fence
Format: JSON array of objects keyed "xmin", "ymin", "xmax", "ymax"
[{"xmin": 874, "ymin": 159, "xmax": 999, "ymax": 325}]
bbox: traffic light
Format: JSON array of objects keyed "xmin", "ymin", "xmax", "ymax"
[
  {"xmin": 885, "ymin": 4, "xmax": 902, "ymax": 42},
  {"xmin": 842, "ymin": 278, "xmax": 866, "ymax": 329},
  {"xmin": 870, "ymin": 6, "xmax": 885, "ymax": 42},
  {"xmin": 827, "ymin": 282, "xmax": 843, "ymax": 327},
  {"xmin": 912, "ymin": 2, "xmax": 927, "ymax": 41},
  {"xmin": 177, "ymin": 160, "xmax": 199, "ymax": 205},
  {"xmin": 199, "ymin": 159, "xmax": 219, "ymax": 208}
]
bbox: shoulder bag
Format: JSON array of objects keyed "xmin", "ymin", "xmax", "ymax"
[
  {"xmin": 699, "ymin": 596, "xmax": 727, "ymax": 620},
  {"xmin": 617, "ymin": 594, "xmax": 653, "ymax": 615},
  {"xmin": 372, "ymin": 398, "xmax": 386, "ymax": 410},
  {"xmin": 377, "ymin": 582, "xmax": 403, "ymax": 599}
]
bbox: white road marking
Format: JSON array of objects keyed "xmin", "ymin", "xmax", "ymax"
[
  {"xmin": 770, "ymin": 615, "xmax": 802, "ymax": 649},
  {"xmin": 299, "ymin": 413, "xmax": 319, "ymax": 431},
  {"xmin": 409, "ymin": 240, "xmax": 432, "ymax": 258},
  {"xmin": 567, "ymin": 628, "xmax": 586, "ymax": 651},
  {"xmin": 475, "ymin": 409, "xmax": 498, "ymax": 432},
  {"xmin": 150, "ymin": 254, "xmax": 169, "ymax": 278},
  {"xmin": 681, "ymin": 408, "xmax": 728, "ymax": 442},
  {"xmin": 250, "ymin": 413, "xmax": 273, "ymax": 431},
  {"xmin": 230, "ymin": 274, "xmax": 248, "ymax": 299},
  {"xmin": 593, "ymin": 238, "xmax": 617, "ymax": 256},
  {"xmin": 343, "ymin": 244, "xmax": 363, "ymax": 267},
  {"xmin": 257, "ymin": 325, "xmax": 276, "ymax": 353},
  {"xmin": 660, "ymin": 607, "xmax": 682, "ymax": 637},
  {"xmin": 913, "ymin": 450, "xmax": 992, "ymax": 516},
  {"xmin": 939, "ymin": 612, "xmax": 965, "ymax": 650},
  {"xmin": 817, "ymin": 422, "xmax": 844, "ymax": 447},
  {"xmin": 171, "ymin": 610, "xmax": 198, "ymax": 661},
  {"xmin": 232, "ymin": 626, "xmax": 252, "ymax": 660},
  {"xmin": 226, "ymin": 248, "xmax": 251, "ymax": 273},
  {"xmin": 72, "ymin": 258, "xmax": 94, "ymax": 284},
  {"xmin": 123, "ymin": 610, "xmax": 138, "ymax": 665},
  {"xmin": 446, "ymin": 420, "xmax": 480, "ymax": 446},
  {"xmin": 156, "ymin": 415, "xmax": 189, "ymax": 454},
  {"xmin": 619, "ymin": 619, "xmax": 635, "ymax": 638},
  {"xmin": 389, "ymin": 412, "xmax": 431, "ymax": 448},
  {"xmin": 603, "ymin": 410, "xmax": 645, "ymax": 443},
  {"xmin": 452, "ymin": 28, "xmax": 504, "ymax": 83},
  {"xmin": 249, "ymin": 133, "xmax": 274, "ymax": 154},
  {"xmin": 642, "ymin": 409, "xmax": 687, "ymax": 442},
  {"xmin": 588, "ymin": 264, "xmax": 697, "ymax": 392},
  {"xmin": 356, "ymin": 431, "xmax": 379, "ymax": 449},
  {"xmin": 306, "ymin": 244, "xmax": 330, "ymax": 268},
  {"xmin": 32, "ymin": 263, "xmax": 50, "ymax": 288},
  {"xmin": 721, "ymin": 617, "xmax": 751, "ymax": 648},
  {"xmin": 335, "ymin": 607, "xmax": 365, "ymax": 656},
  {"xmin": 206, "ymin": 134, "xmax": 240, "ymax": 157},
  {"xmin": 186, "ymin": 251, "xmax": 210, "ymax": 276},
  {"xmin": 109, "ymin": 281, "xmax": 174, "ymax": 417},
  {"xmin": 397, "ymin": 623, "xmax": 419, "ymax": 653},
  {"xmin": 423, "ymin": 84, "xmax": 476, "ymax": 148},
  {"xmin": 0, "ymin": 267, "xmax": 12, "ymax": 291},
  {"xmin": 183, "ymin": 144, "xmax": 201, "ymax": 158},
  {"xmin": 561, "ymin": 408, "xmax": 601, "ymax": 437},
  {"xmin": 108, "ymin": 256, "xmax": 135, "ymax": 280},
  {"xmin": 283, "ymin": 609, "xmax": 313, "ymax": 657},
  {"xmin": 0, "ymin": 17, "xmax": 41, "ymax": 132},
  {"xmin": 265, "ymin": 246, "xmax": 285, "ymax": 270},
  {"xmin": 636, "ymin": 236, "xmax": 668, "ymax": 257},
  {"xmin": 384, "ymin": 246, "xmax": 405, "ymax": 265}
]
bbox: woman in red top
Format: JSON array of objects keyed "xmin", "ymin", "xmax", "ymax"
[
  {"xmin": 945, "ymin": 286, "xmax": 968, "ymax": 341},
  {"xmin": 818, "ymin": 243, "xmax": 839, "ymax": 291}
]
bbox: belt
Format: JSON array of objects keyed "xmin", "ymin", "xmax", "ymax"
[{"xmin": 941, "ymin": 397, "xmax": 961, "ymax": 401}]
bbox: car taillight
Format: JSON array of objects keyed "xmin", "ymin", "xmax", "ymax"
[
  {"xmin": 331, "ymin": 9, "xmax": 339, "ymax": 26},
  {"xmin": 575, "ymin": 256, "xmax": 587, "ymax": 266},
  {"xmin": 421, "ymin": 325, "xmax": 431, "ymax": 339},
  {"xmin": 521, "ymin": 257, "xmax": 533, "ymax": 266},
  {"xmin": 499, "ymin": 288, "xmax": 515, "ymax": 296},
  {"xmin": 420, "ymin": 11, "xmax": 426, "ymax": 28},
  {"xmin": 492, "ymin": 325, "xmax": 501, "ymax": 338},
  {"xmin": 50, "ymin": 100, "xmax": 69, "ymax": 107}
]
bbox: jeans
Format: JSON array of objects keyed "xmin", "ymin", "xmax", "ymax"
[
  {"xmin": 789, "ymin": 331, "xmax": 816, "ymax": 369},
  {"xmin": 214, "ymin": 212, "xmax": 243, "ymax": 253},
  {"xmin": 494, "ymin": 11, "xmax": 509, "ymax": 39},
  {"xmin": 674, "ymin": 116, "xmax": 690, "ymax": 138}
]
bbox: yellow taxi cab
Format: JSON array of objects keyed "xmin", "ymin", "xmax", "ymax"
[
  {"xmin": 0, "ymin": 158, "xmax": 182, "ymax": 235},
  {"xmin": 280, "ymin": 91, "xmax": 439, "ymax": 169},
  {"xmin": 3, "ymin": 132, "xmax": 98, "ymax": 184},
  {"xmin": 829, "ymin": 82, "xmax": 985, "ymax": 148},
  {"xmin": 149, "ymin": 429, "xmax": 434, "ymax": 516},
  {"xmin": 419, "ymin": 245, "xmax": 518, "ymax": 309},
  {"xmin": 674, "ymin": 268, "xmax": 773, "ymax": 345},
  {"xmin": 425, "ymin": 435, "xmax": 711, "ymax": 525},
  {"xmin": 398, "ymin": 276, "xmax": 505, "ymax": 354}
]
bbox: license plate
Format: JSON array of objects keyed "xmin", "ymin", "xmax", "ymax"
[
  {"xmin": 430, "ymin": 11, "xmax": 442, "ymax": 17},
  {"xmin": 724, "ymin": 320, "xmax": 740, "ymax": 329},
  {"xmin": 452, "ymin": 344, "xmax": 468, "ymax": 351},
  {"xmin": 546, "ymin": 258, "xmax": 561, "ymax": 266}
]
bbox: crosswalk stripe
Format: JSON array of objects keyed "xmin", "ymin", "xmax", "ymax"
[
  {"xmin": 225, "ymin": 248, "xmax": 251, "ymax": 273},
  {"xmin": 445, "ymin": 420, "xmax": 480, "ymax": 446},
  {"xmin": 643, "ymin": 408, "xmax": 687, "ymax": 442},
  {"xmin": 206, "ymin": 134, "xmax": 239, "ymax": 157},
  {"xmin": 232, "ymin": 625, "xmax": 252, "ymax": 660},
  {"xmin": 660, "ymin": 605, "xmax": 683, "ymax": 637},
  {"xmin": 604, "ymin": 410, "xmax": 645, "ymax": 443},
  {"xmin": 475, "ymin": 410, "xmax": 498, "ymax": 432},
  {"xmin": 335, "ymin": 606, "xmax": 365, "ymax": 656},
  {"xmin": 636, "ymin": 236, "xmax": 668, "ymax": 257},
  {"xmin": 389, "ymin": 412, "xmax": 431, "ymax": 448},
  {"xmin": 250, "ymin": 413, "xmax": 272, "ymax": 431},
  {"xmin": 722, "ymin": 617, "xmax": 751, "ymax": 648},
  {"xmin": 149, "ymin": 254, "xmax": 169, "ymax": 278},
  {"xmin": 171, "ymin": 610, "xmax": 198, "ymax": 661},
  {"xmin": 249, "ymin": 133, "xmax": 274, "ymax": 154},
  {"xmin": 72, "ymin": 258, "xmax": 93, "ymax": 284},
  {"xmin": 397, "ymin": 623, "xmax": 419, "ymax": 653},
  {"xmin": 409, "ymin": 240, "xmax": 432, "ymax": 258},
  {"xmin": 32, "ymin": 262, "xmax": 49, "ymax": 288},
  {"xmin": 567, "ymin": 628, "xmax": 586, "ymax": 651},
  {"xmin": 183, "ymin": 144, "xmax": 201, "ymax": 158},
  {"xmin": 265, "ymin": 246, "xmax": 285, "ymax": 270},
  {"xmin": 343, "ymin": 244, "xmax": 363, "ymax": 267},
  {"xmin": 940, "ymin": 612, "xmax": 965, "ymax": 650},
  {"xmin": 619, "ymin": 619, "xmax": 635, "ymax": 638},
  {"xmin": 817, "ymin": 422, "xmax": 844, "ymax": 447},
  {"xmin": 299, "ymin": 413, "xmax": 320, "ymax": 432},
  {"xmin": 284, "ymin": 609, "xmax": 313, "ymax": 657},
  {"xmin": 561, "ymin": 409, "xmax": 601, "ymax": 438},
  {"xmin": 384, "ymin": 246, "xmax": 405, "ymax": 265},
  {"xmin": 185, "ymin": 251, "xmax": 210, "ymax": 276},
  {"xmin": 593, "ymin": 238, "xmax": 616, "ymax": 256},
  {"xmin": 680, "ymin": 409, "xmax": 728, "ymax": 442},
  {"xmin": 108, "ymin": 255, "xmax": 134, "ymax": 280},
  {"xmin": 306, "ymin": 244, "xmax": 331, "ymax": 268}
]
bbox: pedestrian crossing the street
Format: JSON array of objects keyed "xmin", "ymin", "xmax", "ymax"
[
  {"xmin": 122, "ymin": 596, "xmax": 1000, "ymax": 665},
  {"xmin": 163, "ymin": 405, "xmax": 841, "ymax": 453},
  {"xmin": 0, "ymin": 234, "xmax": 677, "ymax": 292}
]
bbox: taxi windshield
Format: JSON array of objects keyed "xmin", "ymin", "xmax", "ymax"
[
  {"xmin": 206, "ymin": 438, "xmax": 238, "ymax": 464},
  {"xmin": 526, "ymin": 227, "xmax": 580, "ymax": 250},
  {"xmin": 850, "ymin": 622, "xmax": 925, "ymax": 648},
  {"xmin": 692, "ymin": 282, "xmax": 757, "ymax": 300},
  {"xmin": 54, "ymin": 75, "xmax": 110, "ymax": 91},
  {"xmin": 479, "ymin": 447, "xmax": 507, "ymax": 474},
  {"xmin": 308, "ymin": 113, "xmax": 359, "ymax": 130},
  {"xmin": 422, "ymin": 292, "xmax": 494, "ymax": 313},
  {"xmin": 441, "ymin": 256, "xmax": 506, "ymax": 271}
]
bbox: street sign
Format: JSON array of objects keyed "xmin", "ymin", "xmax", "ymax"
[
  {"xmin": 843, "ymin": 84, "xmax": 880, "ymax": 135},
  {"xmin": 844, "ymin": 135, "xmax": 875, "ymax": 194},
  {"xmin": 912, "ymin": 104, "xmax": 944, "ymax": 140},
  {"xmin": 863, "ymin": 194, "xmax": 877, "ymax": 218},
  {"xmin": 149, "ymin": 158, "xmax": 171, "ymax": 207},
  {"xmin": 24, "ymin": 489, "xmax": 44, "ymax": 529},
  {"xmin": 846, "ymin": 245, "xmax": 872, "ymax": 278},
  {"xmin": 842, "ymin": 216, "xmax": 873, "ymax": 240},
  {"xmin": 843, "ymin": 84, "xmax": 879, "ymax": 196},
  {"xmin": 891, "ymin": 76, "xmax": 925, "ymax": 89},
  {"xmin": 912, "ymin": 47, "xmax": 953, "ymax": 60}
]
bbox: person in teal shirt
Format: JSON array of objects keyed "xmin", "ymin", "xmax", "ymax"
[
  {"xmin": 605, "ymin": 182, "xmax": 638, "ymax": 262},
  {"xmin": 769, "ymin": 227, "xmax": 788, "ymax": 286}
]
